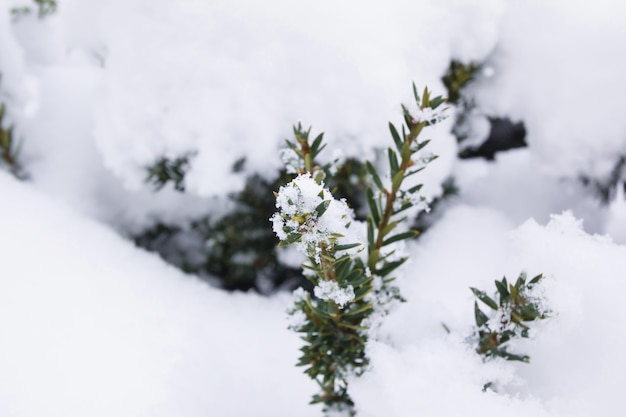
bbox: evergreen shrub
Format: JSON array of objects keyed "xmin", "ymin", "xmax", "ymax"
[{"xmin": 272, "ymin": 84, "xmax": 446, "ymax": 415}]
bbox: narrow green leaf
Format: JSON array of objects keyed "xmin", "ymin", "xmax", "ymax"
[
  {"xmin": 0, "ymin": 130, "xmax": 9, "ymax": 150},
  {"xmin": 333, "ymin": 255, "xmax": 352, "ymax": 279},
  {"xmin": 382, "ymin": 230, "xmax": 419, "ymax": 246},
  {"xmin": 380, "ymin": 221, "xmax": 399, "ymax": 239},
  {"xmin": 416, "ymin": 139, "xmax": 431, "ymax": 151},
  {"xmin": 401, "ymin": 104, "xmax": 411, "ymax": 125},
  {"xmin": 509, "ymin": 283, "xmax": 519, "ymax": 303},
  {"xmin": 301, "ymin": 263, "xmax": 320, "ymax": 273},
  {"xmin": 412, "ymin": 82, "xmax": 420, "ymax": 103},
  {"xmin": 408, "ymin": 183, "xmax": 423, "ymax": 194},
  {"xmin": 310, "ymin": 133, "xmax": 324, "ymax": 154},
  {"xmin": 367, "ymin": 217, "xmax": 375, "ymax": 247},
  {"xmin": 529, "ymin": 273, "xmax": 543, "ymax": 285},
  {"xmin": 421, "ymin": 86, "xmax": 430, "ymax": 107},
  {"xmin": 391, "ymin": 170, "xmax": 404, "ymax": 192},
  {"xmin": 368, "ymin": 248, "xmax": 380, "ymax": 271},
  {"xmin": 502, "ymin": 352, "xmax": 530, "ymax": 363},
  {"xmin": 343, "ymin": 268, "xmax": 364, "ymax": 285},
  {"xmin": 376, "ymin": 258, "xmax": 407, "ymax": 277},
  {"xmin": 278, "ymin": 233, "xmax": 301, "ymax": 246},
  {"xmin": 494, "ymin": 280, "xmax": 509, "ymax": 300},
  {"xmin": 344, "ymin": 302, "xmax": 374, "ymax": 317},
  {"xmin": 470, "ymin": 287, "xmax": 499, "ymax": 310},
  {"xmin": 520, "ymin": 305, "xmax": 542, "ymax": 321},
  {"xmin": 353, "ymin": 285, "xmax": 373, "ymax": 302},
  {"xmin": 389, "ymin": 122, "xmax": 403, "ymax": 151},
  {"xmin": 314, "ymin": 200, "xmax": 330, "ymax": 218},
  {"xmin": 514, "ymin": 275, "xmax": 525, "ymax": 290},
  {"xmin": 350, "ymin": 273, "xmax": 373, "ymax": 289},
  {"xmin": 393, "ymin": 201, "xmax": 413, "ymax": 215},
  {"xmin": 510, "ymin": 311, "xmax": 524, "ymax": 324},
  {"xmin": 315, "ymin": 143, "xmax": 327, "ymax": 157},
  {"xmin": 338, "ymin": 322, "xmax": 369, "ymax": 332},
  {"xmin": 474, "ymin": 302, "xmax": 489, "ymax": 327},
  {"xmin": 366, "ymin": 187, "xmax": 381, "ymax": 224},
  {"xmin": 378, "ymin": 248, "xmax": 397, "ymax": 261},
  {"xmin": 334, "ymin": 243, "xmax": 361, "ymax": 252},
  {"xmin": 388, "ymin": 147, "xmax": 399, "ymax": 176},
  {"xmin": 429, "ymin": 96, "xmax": 446, "ymax": 110},
  {"xmin": 366, "ymin": 161, "xmax": 385, "ymax": 191}
]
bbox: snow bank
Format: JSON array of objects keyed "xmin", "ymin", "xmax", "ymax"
[
  {"xmin": 455, "ymin": 149, "xmax": 604, "ymax": 232},
  {"xmin": 93, "ymin": 0, "xmax": 496, "ymax": 197},
  {"xmin": 472, "ymin": 0, "xmax": 626, "ymax": 183},
  {"xmin": 0, "ymin": 0, "xmax": 510, "ymax": 232},
  {"xmin": 81, "ymin": 0, "xmax": 504, "ymax": 199},
  {"xmin": 0, "ymin": 172, "xmax": 318, "ymax": 417},
  {"xmin": 350, "ymin": 206, "xmax": 626, "ymax": 417}
]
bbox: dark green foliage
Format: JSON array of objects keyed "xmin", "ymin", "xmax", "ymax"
[
  {"xmin": 2, "ymin": 0, "xmax": 57, "ymax": 178},
  {"xmin": 135, "ymin": 154, "xmax": 369, "ymax": 293},
  {"xmin": 0, "ymin": 102, "xmax": 25, "ymax": 179},
  {"xmin": 442, "ymin": 60, "xmax": 478, "ymax": 104},
  {"xmin": 471, "ymin": 272, "xmax": 548, "ymax": 362},
  {"xmin": 135, "ymin": 170, "xmax": 305, "ymax": 292},
  {"xmin": 146, "ymin": 155, "xmax": 192, "ymax": 192},
  {"xmin": 276, "ymin": 84, "xmax": 447, "ymax": 415},
  {"xmin": 33, "ymin": 0, "xmax": 56, "ymax": 17},
  {"xmin": 329, "ymin": 158, "xmax": 367, "ymax": 220},
  {"xmin": 11, "ymin": 0, "xmax": 57, "ymax": 19},
  {"xmin": 199, "ymin": 172, "xmax": 304, "ymax": 291}
]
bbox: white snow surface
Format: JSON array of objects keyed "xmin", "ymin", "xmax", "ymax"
[
  {"xmin": 352, "ymin": 207, "xmax": 626, "ymax": 417},
  {"xmin": 472, "ymin": 0, "xmax": 626, "ymax": 183},
  {"xmin": 0, "ymin": 172, "xmax": 318, "ymax": 417},
  {"xmin": 2, "ymin": 1, "xmax": 626, "ymax": 416}
]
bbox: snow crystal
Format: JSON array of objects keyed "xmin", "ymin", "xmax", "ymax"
[
  {"xmin": 314, "ymin": 280, "xmax": 355, "ymax": 308},
  {"xmin": 292, "ymin": 287, "xmax": 309, "ymax": 303},
  {"xmin": 287, "ymin": 309, "xmax": 308, "ymax": 331},
  {"xmin": 279, "ymin": 148, "xmax": 304, "ymax": 175},
  {"xmin": 413, "ymin": 105, "xmax": 448, "ymax": 125},
  {"xmin": 272, "ymin": 173, "xmax": 361, "ymax": 262}
]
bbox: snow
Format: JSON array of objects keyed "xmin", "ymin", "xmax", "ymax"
[
  {"xmin": 0, "ymin": 172, "xmax": 318, "ymax": 417},
  {"xmin": 471, "ymin": 0, "xmax": 626, "ymax": 183},
  {"xmin": 314, "ymin": 280, "xmax": 355, "ymax": 309},
  {"xmin": 272, "ymin": 173, "xmax": 362, "ymax": 262},
  {"xmin": 2, "ymin": 0, "xmax": 626, "ymax": 416},
  {"xmin": 352, "ymin": 208, "xmax": 626, "ymax": 417}
]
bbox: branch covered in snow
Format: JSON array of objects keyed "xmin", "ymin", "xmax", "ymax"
[{"xmin": 273, "ymin": 84, "xmax": 447, "ymax": 416}]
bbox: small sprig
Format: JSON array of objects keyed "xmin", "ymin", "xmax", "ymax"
[
  {"xmin": 365, "ymin": 84, "xmax": 446, "ymax": 294},
  {"xmin": 0, "ymin": 102, "xmax": 25, "ymax": 179},
  {"xmin": 273, "ymin": 84, "xmax": 447, "ymax": 416},
  {"xmin": 280, "ymin": 122, "xmax": 344, "ymax": 184},
  {"xmin": 471, "ymin": 272, "xmax": 549, "ymax": 362}
]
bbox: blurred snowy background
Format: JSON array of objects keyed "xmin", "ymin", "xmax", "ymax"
[{"xmin": 1, "ymin": 0, "xmax": 626, "ymax": 416}]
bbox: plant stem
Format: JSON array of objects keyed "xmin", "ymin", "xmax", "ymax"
[{"xmin": 369, "ymin": 120, "xmax": 426, "ymax": 271}]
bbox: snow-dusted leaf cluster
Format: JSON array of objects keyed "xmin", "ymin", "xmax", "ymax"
[{"xmin": 271, "ymin": 173, "xmax": 361, "ymax": 264}]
